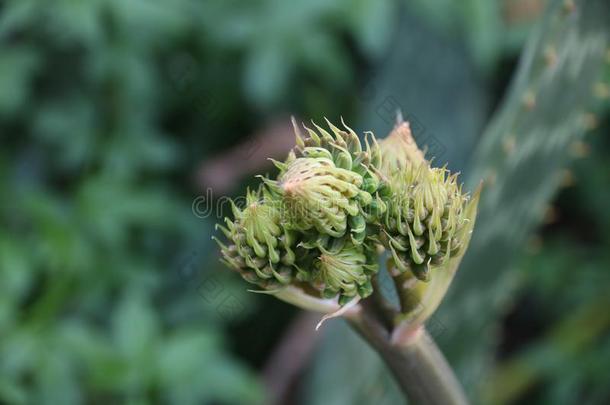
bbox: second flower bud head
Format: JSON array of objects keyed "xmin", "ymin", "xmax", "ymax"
[
  {"xmin": 381, "ymin": 164, "xmax": 471, "ymax": 281},
  {"xmin": 214, "ymin": 187, "xmax": 297, "ymax": 290},
  {"xmin": 215, "ymin": 117, "xmax": 479, "ymax": 308}
]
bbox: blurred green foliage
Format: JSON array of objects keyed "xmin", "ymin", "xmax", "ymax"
[{"xmin": 0, "ymin": 0, "xmax": 262, "ymax": 402}]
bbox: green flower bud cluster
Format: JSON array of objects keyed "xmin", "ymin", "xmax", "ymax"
[
  {"xmin": 292, "ymin": 238, "xmax": 379, "ymax": 305},
  {"xmin": 381, "ymin": 163, "xmax": 469, "ymax": 282},
  {"xmin": 269, "ymin": 120, "xmax": 386, "ymax": 303},
  {"xmin": 215, "ymin": 188, "xmax": 297, "ymax": 290},
  {"xmin": 265, "ymin": 119, "xmax": 386, "ymax": 244},
  {"xmin": 215, "ymin": 118, "xmax": 477, "ymax": 306},
  {"xmin": 312, "ymin": 240, "xmax": 378, "ymax": 304},
  {"xmin": 377, "ymin": 122, "xmax": 474, "ymax": 282}
]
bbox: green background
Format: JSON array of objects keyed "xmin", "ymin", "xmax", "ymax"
[{"xmin": 1, "ymin": 0, "xmax": 609, "ymax": 404}]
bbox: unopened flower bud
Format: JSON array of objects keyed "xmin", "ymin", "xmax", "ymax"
[
  {"xmin": 379, "ymin": 121, "xmax": 426, "ymax": 175},
  {"xmin": 214, "ymin": 188, "xmax": 297, "ymax": 289},
  {"xmin": 382, "ymin": 163, "xmax": 474, "ymax": 281},
  {"xmin": 297, "ymin": 239, "xmax": 378, "ymax": 305},
  {"xmin": 264, "ymin": 118, "xmax": 385, "ymax": 243}
]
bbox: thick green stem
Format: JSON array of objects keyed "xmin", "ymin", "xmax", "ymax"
[
  {"xmin": 388, "ymin": 329, "xmax": 469, "ymax": 405},
  {"xmin": 348, "ymin": 305, "xmax": 469, "ymax": 405},
  {"xmin": 271, "ymin": 275, "xmax": 469, "ymax": 404}
]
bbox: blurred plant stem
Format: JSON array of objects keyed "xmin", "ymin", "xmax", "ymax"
[
  {"xmin": 483, "ymin": 293, "xmax": 610, "ymax": 404},
  {"xmin": 263, "ymin": 312, "xmax": 321, "ymax": 405},
  {"xmin": 347, "ymin": 302, "xmax": 469, "ymax": 405}
]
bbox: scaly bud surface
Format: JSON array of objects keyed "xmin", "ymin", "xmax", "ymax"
[
  {"xmin": 264, "ymin": 118, "xmax": 385, "ymax": 245},
  {"xmin": 382, "ymin": 163, "xmax": 471, "ymax": 281},
  {"xmin": 297, "ymin": 239, "xmax": 378, "ymax": 305},
  {"xmin": 215, "ymin": 188, "xmax": 297, "ymax": 289}
]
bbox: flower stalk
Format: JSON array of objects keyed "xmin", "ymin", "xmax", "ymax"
[{"xmin": 349, "ymin": 312, "xmax": 469, "ymax": 405}]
